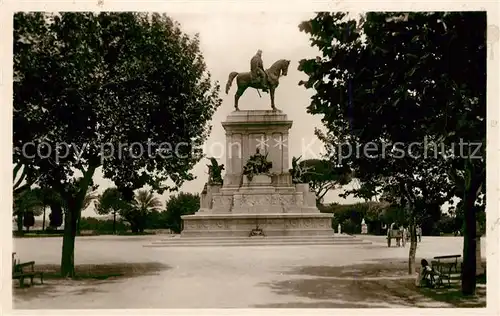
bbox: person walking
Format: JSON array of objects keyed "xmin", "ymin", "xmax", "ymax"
[{"xmin": 417, "ymin": 225, "xmax": 422, "ymax": 242}]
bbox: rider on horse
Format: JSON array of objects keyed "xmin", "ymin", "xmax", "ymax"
[{"xmin": 250, "ymin": 49, "xmax": 269, "ymax": 92}]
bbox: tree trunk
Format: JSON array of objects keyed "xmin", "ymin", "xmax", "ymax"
[
  {"xmin": 475, "ymin": 219, "xmax": 483, "ymax": 276},
  {"xmin": 42, "ymin": 206, "xmax": 46, "ymax": 231},
  {"xmin": 60, "ymin": 208, "xmax": 78, "ymax": 278},
  {"xmin": 17, "ymin": 213, "xmax": 24, "ymax": 235},
  {"xmin": 408, "ymin": 217, "xmax": 418, "ymax": 275},
  {"xmin": 131, "ymin": 224, "xmax": 138, "ymax": 233},
  {"xmin": 461, "ymin": 190, "xmax": 477, "ymax": 295},
  {"xmin": 76, "ymin": 210, "xmax": 81, "ymax": 236},
  {"xmin": 59, "ymin": 164, "xmax": 98, "ymax": 278},
  {"xmin": 476, "ymin": 236, "xmax": 483, "ymax": 275},
  {"xmin": 113, "ymin": 212, "xmax": 116, "ymax": 234}
]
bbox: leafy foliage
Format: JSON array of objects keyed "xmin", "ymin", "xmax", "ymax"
[
  {"xmin": 23, "ymin": 211, "xmax": 36, "ymax": 230},
  {"xmin": 14, "ymin": 12, "xmax": 221, "ymax": 196},
  {"xmin": 13, "ymin": 188, "xmax": 44, "ymax": 233},
  {"xmin": 79, "ymin": 216, "xmax": 130, "ymax": 234},
  {"xmin": 120, "ymin": 190, "xmax": 163, "ymax": 233},
  {"xmin": 300, "ymin": 159, "xmax": 352, "ymax": 204},
  {"xmin": 13, "ymin": 188, "xmax": 44, "ymax": 216},
  {"xmin": 48, "ymin": 204, "xmax": 64, "ymax": 228},
  {"xmin": 164, "ymin": 192, "xmax": 200, "ymax": 233},
  {"xmin": 94, "ymin": 188, "xmax": 125, "ymax": 214},
  {"xmin": 321, "ymin": 201, "xmax": 389, "ymax": 234},
  {"xmin": 94, "ymin": 187, "xmax": 129, "ymax": 233}
]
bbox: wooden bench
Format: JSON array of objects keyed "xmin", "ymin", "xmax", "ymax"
[
  {"xmin": 431, "ymin": 254, "xmax": 461, "ymax": 287},
  {"xmin": 434, "ymin": 255, "xmax": 461, "ymax": 273},
  {"xmin": 12, "ymin": 260, "xmax": 44, "ymax": 288}
]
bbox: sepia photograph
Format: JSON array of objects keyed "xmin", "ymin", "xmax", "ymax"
[{"xmin": 3, "ymin": 2, "xmax": 497, "ymax": 313}]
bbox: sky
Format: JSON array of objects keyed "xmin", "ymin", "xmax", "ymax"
[{"xmin": 82, "ymin": 12, "xmax": 365, "ymax": 217}]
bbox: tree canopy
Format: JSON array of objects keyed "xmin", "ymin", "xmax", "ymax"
[
  {"xmin": 299, "ymin": 158, "xmax": 352, "ymax": 204},
  {"xmin": 164, "ymin": 192, "xmax": 200, "ymax": 233},
  {"xmin": 13, "ymin": 188, "xmax": 44, "ymax": 234},
  {"xmin": 94, "ymin": 187, "xmax": 128, "ymax": 234}
]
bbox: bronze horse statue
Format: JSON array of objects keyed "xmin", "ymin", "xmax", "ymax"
[{"xmin": 225, "ymin": 59, "xmax": 291, "ymax": 111}]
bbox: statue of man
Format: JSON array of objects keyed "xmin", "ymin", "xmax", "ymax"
[{"xmin": 250, "ymin": 49, "xmax": 269, "ymax": 92}]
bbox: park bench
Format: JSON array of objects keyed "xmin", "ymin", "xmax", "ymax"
[
  {"xmin": 430, "ymin": 254, "xmax": 461, "ymax": 287},
  {"xmin": 12, "ymin": 254, "xmax": 44, "ymax": 288},
  {"xmin": 434, "ymin": 255, "xmax": 461, "ymax": 273}
]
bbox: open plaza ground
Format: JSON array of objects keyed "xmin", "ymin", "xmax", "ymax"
[{"xmin": 13, "ymin": 235, "xmax": 487, "ymax": 309}]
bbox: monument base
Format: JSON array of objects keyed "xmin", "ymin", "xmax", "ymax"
[
  {"xmin": 181, "ymin": 213, "xmax": 334, "ymax": 237},
  {"xmin": 180, "ymin": 110, "xmax": 334, "ymax": 240}
]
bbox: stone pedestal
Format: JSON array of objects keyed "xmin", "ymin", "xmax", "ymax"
[{"xmin": 181, "ymin": 110, "xmax": 333, "ymax": 237}]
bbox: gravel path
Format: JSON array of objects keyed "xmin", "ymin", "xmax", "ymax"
[{"xmin": 12, "ymin": 235, "xmax": 485, "ymax": 309}]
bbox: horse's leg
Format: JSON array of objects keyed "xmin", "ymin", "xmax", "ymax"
[
  {"xmin": 270, "ymin": 87, "xmax": 276, "ymax": 110},
  {"xmin": 235, "ymin": 86, "xmax": 247, "ymax": 111},
  {"xmin": 233, "ymin": 75, "xmax": 240, "ymax": 111},
  {"xmin": 234, "ymin": 92, "xmax": 239, "ymax": 111}
]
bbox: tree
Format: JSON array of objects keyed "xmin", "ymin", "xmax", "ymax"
[
  {"xmin": 32, "ymin": 185, "xmax": 97, "ymax": 233},
  {"xmin": 94, "ymin": 187, "xmax": 128, "ymax": 234},
  {"xmin": 145, "ymin": 209, "xmax": 168, "ymax": 230},
  {"xmin": 164, "ymin": 192, "xmax": 200, "ymax": 233},
  {"xmin": 13, "ymin": 188, "xmax": 43, "ymax": 234},
  {"xmin": 436, "ymin": 213, "xmax": 456, "ymax": 235},
  {"xmin": 340, "ymin": 180, "xmax": 375, "ymax": 203},
  {"xmin": 321, "ymin": 201, "xmax": 390, "ymax": 235},
  {"xmin": 120, "ymin": 190, "xmax": 162, "ymax": 233},
  {"xmin": 48, "ymin": 203, "xmax": 64, "ymax": 229},
  {"xmin": 300, "ymin": 158, "xmax": 352, "ymax": 205},
  {"xmin": 23, "ymin": 211, "xmax": 36, "ymax": 232},
  {"xmin": 13, "ymin": 163, "xmax": 40, "ymax": 233},
  {"xmin": 31, "ymin": 187, "xmax": 57, "ymax": 231},
  {"xmin": 14, "ymin": 12, "xmax": 221, "ymax": 277},
  {"xmin": 298, "ymin": 12, "xmax": 485, "ymax": 294}
]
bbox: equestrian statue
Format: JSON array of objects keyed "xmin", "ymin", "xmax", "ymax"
[{"xmin": 225, "ymin": 49, "xmax": 290, "ymax": 111}]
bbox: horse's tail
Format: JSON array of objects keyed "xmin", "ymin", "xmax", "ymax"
[{"xmin": 225, "ymin": 72, "xmax": 238, "ymax": 94}]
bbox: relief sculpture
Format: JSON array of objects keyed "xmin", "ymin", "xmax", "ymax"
[{"xmin": 240, "ymin": 195, "xmax": 272, "ymax": 206}]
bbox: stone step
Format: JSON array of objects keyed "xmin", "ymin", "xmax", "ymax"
[
  {"xmin": 144, "ymin": 235, "xmax": 371, "ymax": 248},
  {"xmin": 158, "ymin": 234, "xmax": 357, "ymax": 241},
  {"xmin": 144, "ymin": 241, "xmax": 370, "ymax": 248}
]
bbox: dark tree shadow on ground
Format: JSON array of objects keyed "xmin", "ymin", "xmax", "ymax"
[
  {"xmin": 255, "ymin": 259, "xmax": 486, "ymax": 308},
  {"xmin": 13, "ymin": 262, "xmax": 170, "ymax": 303}
]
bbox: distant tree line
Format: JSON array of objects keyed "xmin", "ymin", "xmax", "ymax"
[
  {"xmin": 13, "ymin": 187, "xmax": 200, "ymax": 235},
  {"xmin": 321, "ymin": 201, "xmax": 486, "ymax": 237}
]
